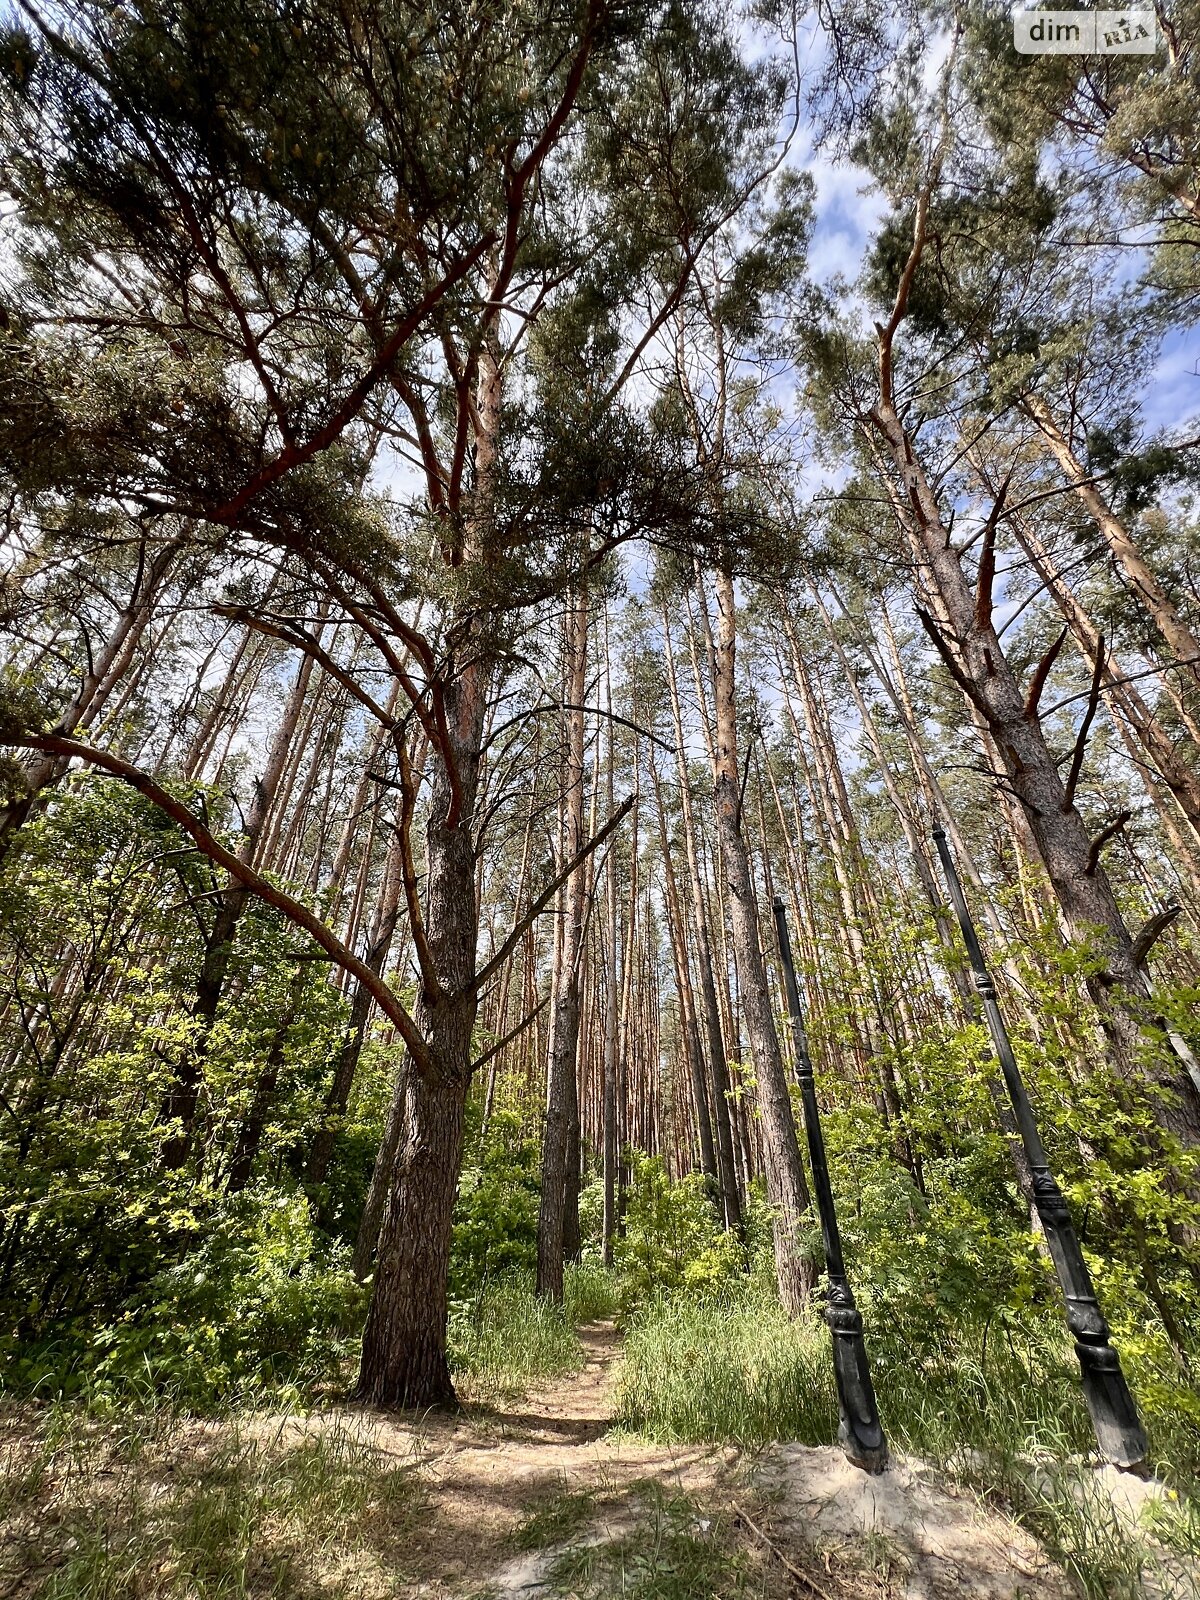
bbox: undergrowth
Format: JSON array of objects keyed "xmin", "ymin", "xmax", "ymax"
[
  {"xmin": 0, "ymin": 1411, "xmax": 425, "ymax": 1599},
  {"xmin": 449, "ymin": 1263, "xmax": 613, "ymax": 1400},
  {"xmin": 542, "ymin": 1481, "xmax": 766, "ymax": 1600},
  {"xmin": 617, "ymin": 1284, "xmax": 1200, "ymax": 1600}
]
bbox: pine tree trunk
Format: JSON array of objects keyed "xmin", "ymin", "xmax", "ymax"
[
  {"xmin": 872, "ymin": 386, "xmax": 1200, "ymax": 1142},
  {"xmin": 537, "ymin": 586, "xmax": 590, "ymax": 1301},
  {"xmin": 1023, "ymin": 392, "xmax": 1200, "ymax": 699},
  {"xmin": 357, "ymin": 1056, "xmax": 468, "ymax": 1406},
  {"xmin": 357, "ymin": 328, "xmax": 499, "ymax": 1405},
  {"xmin": 161, "ymin": 647, "xmax": 319, "ymax": 1167},
  {"xmin": 706, "ymin": 564, "xmax": 815, "ymax": 1310},
  {"xmin": 356, "ymin": 665, "xmax": 486, "ymax": 1402},
  {"xmin": 663, "ymin": 612, "xmax": 743, "ymax": 1230}
]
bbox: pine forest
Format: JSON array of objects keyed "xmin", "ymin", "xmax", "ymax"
[{"xmin": 1, "ymin": 3, "xmax": 1200, "ymax": 1596}]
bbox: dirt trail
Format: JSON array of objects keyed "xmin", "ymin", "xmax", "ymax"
[
  {"xmin": 348, "ymin": 1321, "xmax": 734, "ymax": 1594},
  {"xmin": 6, "ymin": 1322, "xmax": 1187, "ymax": 1598},
  {"xmin": 293, "ymin": 1322, "xmax": 1082, "ymax": 1599}
]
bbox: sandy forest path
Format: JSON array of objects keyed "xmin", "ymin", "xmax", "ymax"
[
  {"xmin": 354, "ymin": 1321, "xmax": 740, "ymax": 1596},
  {"xmin": 7, "ymin": 1320, "xmax": 1186, "ymax": 1597},
  {"xmin": 312, "ymin": 1320, "xmax": 1080, "ymax": 1599}
]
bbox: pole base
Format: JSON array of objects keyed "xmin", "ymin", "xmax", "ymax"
[
  {"xmin": 1078, "ymin": 1342, "xmax": 1150, "ymax": 1473},
  {"xmin": 828, "ymin": 1302, "xmax": 889, "ymax": 1475}
]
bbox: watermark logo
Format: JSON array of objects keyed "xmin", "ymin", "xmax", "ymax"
[{"xmin": 1013, "ymin": 9, "xmax": 1158, "ymax": 53}]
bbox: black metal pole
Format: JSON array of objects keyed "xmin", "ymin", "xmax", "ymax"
[
  {"xmin": 930, "ymin": 824, "xmax": 1149, "ymax": 1472},
  {"xmin": 772, "ymin": 895, "xmax": 888, "ymax": 1474}
]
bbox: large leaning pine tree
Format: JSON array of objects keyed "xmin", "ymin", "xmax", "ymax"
[{"xmin": 0, "ymin": 0, "xmax": 792, "ymax": 1403}]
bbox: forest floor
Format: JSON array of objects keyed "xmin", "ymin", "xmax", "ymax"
[{"xmin": 3, "ymin": 1321, "xmax": 1182, "ymax": 1599}]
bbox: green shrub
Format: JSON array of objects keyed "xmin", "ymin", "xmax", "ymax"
[
  {"xmin": 615, "ymin": 1154, "xmax": 748, "ymax": 1309},
  {"xmin": 450, "ymin": 1111, "xmax": 541, "ymax": 1299},
  {"xmin": 5, "ymin": 1188, "xmax": 365, "ymax": 1407}
]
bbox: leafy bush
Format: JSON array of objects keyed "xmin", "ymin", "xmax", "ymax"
[
  {"xmin": 614, "ymin": 1154, "xmax": 747, "ymax": 1308},
  {"xmin": 5, "ymin": 1189, "xmax": 365, "ymax": 1407},
  {"xmin": 450, "ymin": 1111, "xmax": 541, "ymax": 1300}
]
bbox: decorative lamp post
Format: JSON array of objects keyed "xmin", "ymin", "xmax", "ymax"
[
  {"xmin": 930, "ymin": 824, "xmax": 1149, "ymax": 1472},
  {"xmin": 772, "ymin": 895, "xmax": 888, "ymax": 1474}
]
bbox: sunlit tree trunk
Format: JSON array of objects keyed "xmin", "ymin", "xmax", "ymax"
[
  {"xmin": 537, "ymin": 584, "xmax": 589, "ymax": 1301},
  {"xmin": 705, "ymin": 563, "xmax": 815, "ymax": 1309},
  {"xmin": 162, "ymin": 644, "xmax": 320, "ymax": 1168},
  {"xmin": 1023, "ymin": 392, "xmax": 1200, "ymax": 700},
  {"xmin": 663, "ymin": 612, "xmax": 742, "ymax": 1230}
]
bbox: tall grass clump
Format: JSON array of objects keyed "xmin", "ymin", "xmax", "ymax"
[
  {"xmin": 872, "ymin": 1309, "xmax": 1093, "ymax": 1464},
  {"xmin": 617, "ymin": 1285, "xmax": 1200, "ymax": 1599},
  {"xmin": 449, "ymin": 1275, "xmax": 581, "ymax": 1397},
  {"xmin": 619, "ymin": 1289, "xmax": 1114, "ymax": 1464},
  {"xmin": 564, "ymin": 1261, "xmax": 620, "ymax": 1325},
  {"xmin": 617, "ymin": 1290, "xmax": 838, "ymax": 1446}
]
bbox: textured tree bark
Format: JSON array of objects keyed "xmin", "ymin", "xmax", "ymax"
[
  {"xmin": 356, "ymin": 658, "xmax": 486, "ymax": 1401},
  {"xmin": 705, "ymin": 563, "xmax": 816, "ymax": 1310},
  {"xmin": 357, "ymin": 1056, "xmax": 469, "ymax": 1406},
  {"xmin": 662, "ymin": 612, "xmax": 743, "ymax": 1231},
  {"xmin": 357, "ymin": 326, "xmax": 497, "ymax": 1405},
  {"xmin": 537, "ymin": 585, "xmax": 590, "ymax": 1301},
  {"xmin": 1022, "ymin": 393, "xmax": 1200, "ymax": 700}
]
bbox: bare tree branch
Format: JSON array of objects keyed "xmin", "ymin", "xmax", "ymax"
[{"xmin": 4, "ymin": 731, "xmax": 432, "ymax": 1075}]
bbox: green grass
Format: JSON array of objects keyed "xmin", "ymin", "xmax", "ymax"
[
  {"xmin": 545, "ymin": 1481, "xmax": 766, "ymax": 1600},
  {"xmin": 449, "ymin": 1266, "xmax": 620, "ymax": 1400},
  {"xmin": 450, "ymin": 1277, "xmax": 583, "ymax": 1398},
  {"xmin": 513, "ymin": 1480, "xmax": 598, "ymax": 1551},
  {"xmin": 563, "ymin": 1261, "xmax": 621, "ymax": 1325},
  {"xmin": 0, "ymin": 1410, "xmax": 424, "ymax": 1599},
  {"xmin": 617, "ymin": 1292, "xmax": 838, "ymax": 1447},
  {"xmin": 616, "ymin": 1287, "xmax": 1200, "ymax": 1600}
]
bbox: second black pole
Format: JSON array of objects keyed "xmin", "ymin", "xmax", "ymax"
[
  {"xmin": 930, "ymin": 823, "xmax": 1148, "ymax": 1472},
  {"xmin": 773, "ymin": 895, "xmax": 888, "ymax": 1474}
]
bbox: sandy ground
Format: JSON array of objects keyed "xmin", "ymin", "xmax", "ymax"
[
  {"xmin": 8, "ymin": 1324, "xmax": 1189, "ymax": 1598},
  {"xmin": 318, "ymin": 1323, "xmax": 742, "ymax": 1595},
  {"xmin": 275, "ymin": 1324, "xmax": 1081, "ymax": 1598}
]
